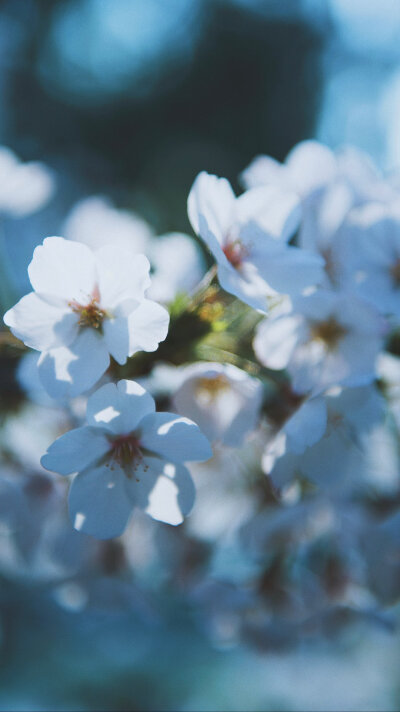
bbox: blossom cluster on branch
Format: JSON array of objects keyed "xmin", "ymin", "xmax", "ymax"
[{"xmin": 1, "ymin": 140, "xmax": 400, "ymax": 647}]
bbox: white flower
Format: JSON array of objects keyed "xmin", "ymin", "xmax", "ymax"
[
  {"xmin": 241, "ymin": 140, "xmax": 338, "ymax": 198},
  {"xmin": 0, "ymin": 146, "xmax": 54, "ymax": 217},
  {"xmin": 63, "ymin": 195, "xmax": 152, "ymax": 254},
  {"xmin": 187, "ymin": 172, "xmax": 324, "ymax": 312},
  {"xmin": 4, "ymin": 237, "xmax": 169, "ymax": 398},
  {"xmin": 41, "ymin": 379, "xmax": 213, "ymax": 539},
  {"xmin": 254, "ymin": 290, "xmax": 385, "ymax": 394},
  {"xmin": 147, "ymin": 232, "xmax": 206, "ymax": 304},
  {"xmin": 336, "ymin": 202, "xmax": 400, "ymax": 319},
  {"xmin": 172, "ymin": 361, "xmax": 263, "ymax": 447},
  {"xmin": 242, "ymin": 141, "xmax": 398, "ymax": 286},
  {"xmin": 263, "ymin": 385, "xmax": 385, "ymax": 492}
]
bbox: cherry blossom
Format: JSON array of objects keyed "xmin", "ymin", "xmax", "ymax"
[
  {"xmin": 172, "ymin": 361, "xmax": 263, "ymax": 447},
  {"xmin": 336, "ymin": 202, "xmax": 400, "ymax": 319},
  {"xmin": 188, "ymin": 171, "xmax": 324, "ymax": 312},
  {"xmin": 41, "ymin": 379, "xmax": 212, "ymax": 538},
  {"xmin": 254, "ymin": 289, "xmax": 385, "ymax": 393},
  {"xmin": 4, "ymin": 237, "xmax": 169, "ymax": 398},
  {"xmin": 0, "ymin": 145, "xmax": 54, "ymax": 217},
  {"xmin": 242, "ymin": 141, "xmax": 399, "ymax": 286}
]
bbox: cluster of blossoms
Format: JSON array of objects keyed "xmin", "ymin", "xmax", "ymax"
[{"xmin": 1, "ymin": 140, "xmax": 400, "ymax": 649}]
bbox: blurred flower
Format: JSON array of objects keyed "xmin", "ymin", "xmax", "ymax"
[
  {"xmin": 173, "ymin": 361, "xmax": 263, "ymax": 447},
  {"xmin": 263, "ymin": 385, "xmax": 385, "ymax": 492},
  {"xmin": 242, "ymin": 140, "xmax": 398, "ymax": 286},
  {"xmin": 147, "ymin": 232, "xmax": 206, "ymax": 304},
  {"xmin": 336, "ymin": 202, "xmax": 400, "ymax": 318},
  {"xmin": 254, "ymin": 290, "xmax": 385, "ymax": 393},
  {"xmin": 0, "ymin": 146, "xmax": 54, "ymax": 217},
  {"xmin": 63, "ymin": 195, "xmax": 152, "ymax": 254}
]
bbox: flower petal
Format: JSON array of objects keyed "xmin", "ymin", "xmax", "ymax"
[
  {"xmin": 188, "ymin": 172, "xmax": 235, "ymax": 254},
  {"xmin": 139, "ymin": 412, "xmax": 212, "ymax": 462},
  {"xmin": 41, "ymin": 426, "xmax": 111, "ymax": 475},
  {"xmin": 284, "ymin": 398, "xmax": 327, "ymax": 454},
  {"xmin": 128, "ymin": 299, "xmax": 170, "ymax": 355},
  {"xmin": 95, "ymin": 246, "xmax": 151, "ymax": 307},
  {"xmin": 254, "ymin": 314, "xmax": 304, "ymax": 370},
  {"xmin": 28, "ymin": 237, "xmax": 96, "ymax": 302},
  {"xmin": 86, "ymin": 379, "xmax": 155, "ymax": 434},
  {"xmin": 145, "ymin": 462, "xmax": 195, "ymax": 525},
  {"xmin": 37, "ymin": 329, "xmax": 110, "ymax": 399},
  {"xmin": 122, "ymin": 456, "xmax": 195, "ymax": 525},
  {"xmin": 217, "ymin": 262, "xmax": 269, "ymax": 313},
  {"xmin": 4, "ymin": 292, "xmax": 78, "ymax": 351},
  {"xmin": 236, "ymin": 185, "xmax": 300, "ymax": 243},
  {"xmin": 255, "ymin": 245, "xmax": 325, "ymax": 296},
  {"xmin": 69, "ymin": 463, "xmax": 133, "ymax": 539}
]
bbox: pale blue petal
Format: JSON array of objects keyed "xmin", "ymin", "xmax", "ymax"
[
  {"xmin": 38, "ymin": 329, "xmax": 110, "ymax": 399},
  {"xmin": 139, "ymin": 412, "xmax": 213, "ymax": 462},
  {"xmin": 69, "ymin": 463, "xmax": 133, "ymax": 539},
  {"xmin": 41, "ymin": 426, "xmax": 110, "ymax": 475},
  {"xmin": 86, "ymin": 379, "xmax": 155, "ymax": 434}
]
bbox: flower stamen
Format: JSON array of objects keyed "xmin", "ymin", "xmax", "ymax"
[
  {"xmin": 310, "ymin": 317, "xmax": 347, "ymax": 350},
  {"xmin": 196, "ymin": 374, "xmax": 230, "ymax": 403},
  {"xmin": 106, "ymin": 434, "xmax": 148, "ymax": 481},
  {"xmin": 69, "ymin": 289, "xmax": 107, "ymax": 330}
]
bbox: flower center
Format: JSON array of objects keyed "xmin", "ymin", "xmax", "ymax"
[
  {"xmin": 310, "ymin": 317, "xmax": 347, "ymax": 350},
  {"xmin": 196, "ymin": 374, "xmax": 230, "ymax": 402},
  {"xmin": 106, "ymin": 434, "xmax": 147, "ymax": 480},
  {"xmin": 222, "ymin": 239, "xmax": 248, "ymax": 268},
  {"xmin": 69, "ymin": 287, "xmax": 107, "ymax": 330}
]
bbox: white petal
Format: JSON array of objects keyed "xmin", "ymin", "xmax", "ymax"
[
  {"xmin": 4, "ymin": 292, "xmax": 78, "ymax": 350},
  {"xmin": 41, "ymin": 426, "xmax": 110, "ymax": 475},
  {"xmin": 256, "ymin": 245, "xmax": 325, "ymax": 296},
  {"xmin": 95, "ymin": 246, "xmax": 151, "ymax": 307},
  {"xmin": 284, "ymin": 398, "xmax": 327, "ymax": 454},
  {"xmin": 128, "ymin": 299, "xmax": 169, "ymax": 355},
  {"xmin": 254, "ymin": 314, "xmax": 303, "ymax": 370},
  {"xmin": 69, "ymin": 464, "xmax": 133, "ymax": 539},
  {"xmin": 147, "ymin": 232, "xmax": 206, "ymax": 303},
  {"xmin": 121, "ymin": 456, "xmax": 195, "ymax": 524},
  {"xmin": 236, "ymin": 186, "xmax": 301, "ymax": 243},
  {"xmin": 28, "ymin": 237, "xmax": 96, "ymax": 302},
  {"xmin": 285, "ymin": 140, "xmax": 337, "ymax": 196},
  {"xmin": 139, "ymin": 412, "xmax": 213, "ymax": 462},
  {"xmin": 102, "ymin": 304, "xmax": 136, "ymax": 365},
  {"xmin": 38, "ymin": 329, "xmax": 110, "ymax": 399},
  {"xmin": 241, "ymin": 155, "xmax": 285, "ymax": 190},
  {"xmin": 187, "ymin": 172, "xmax": 235, "ymax": 254},
  {"xmin": 86, "ymin": 379, "xmax": 155, "ymax": 434},
  {"xmin": 217, "ymin": 262, "xmax": 269, "ymax": 312}
]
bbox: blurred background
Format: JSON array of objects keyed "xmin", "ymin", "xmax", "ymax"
[{"xmin": 0, "ymin": 0, "xmax": 400, "ymax": 710}]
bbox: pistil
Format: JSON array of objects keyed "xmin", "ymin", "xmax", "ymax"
[
  {"xmin": 69, "ymin": 287, "xmax": 108, "ymax": 330},
  {"xmin": 106, "ymin": 434, "xmax": 148, "ymax": 481}
]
